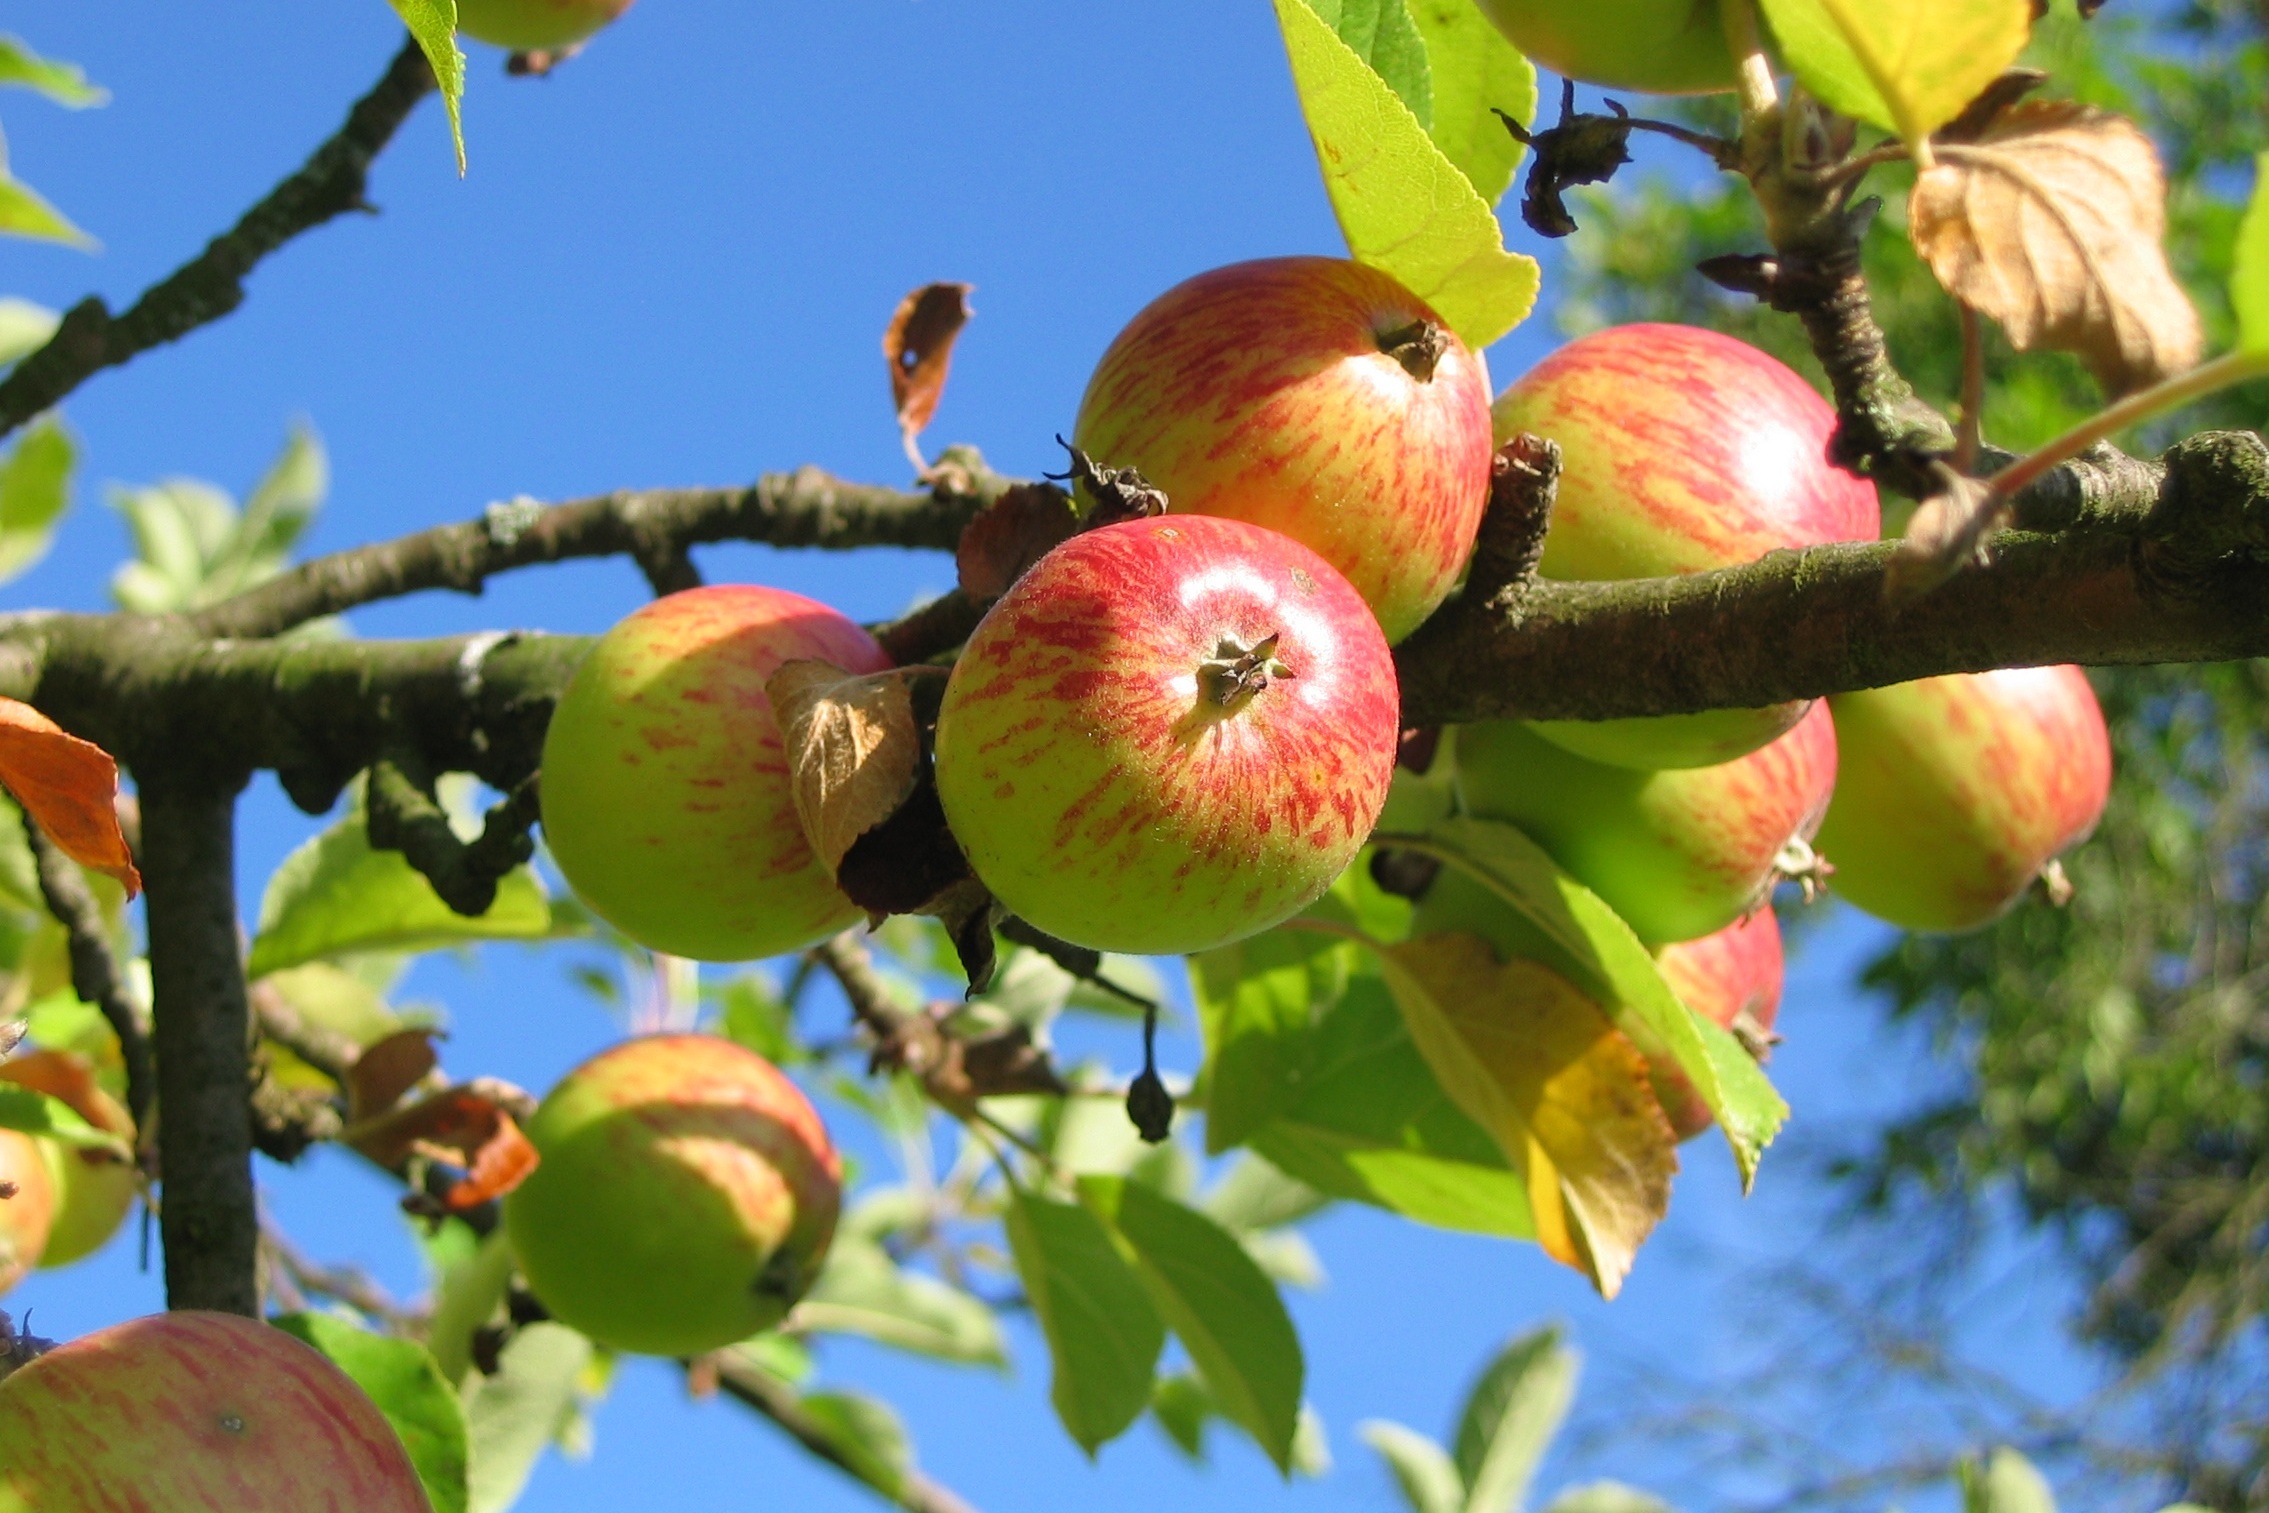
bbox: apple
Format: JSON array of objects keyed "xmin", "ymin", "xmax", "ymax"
[
  {"xmin": 1492, "ymin": 323, "xmax": 1880, "ymax": 769},
  {"xmin": 1653, "ymin": 908, "xmax": 1782, "ymax": 1139},
  {"xmin": 0, "ymin": 1132, "xmax": 52, "ymax": 1297},
  {"xmin": 1474, "ymin": 0, "xmax": 1740, "ymax": 94},
  {"xmin": 932, "ymin": 515, "xmax": 1400, "ymax": 955},
  {"xmin": 0, "ymin": 1051, "xmax": 136, "ymax": 1268},
  {"xmin": 504, "ymin": 1033, "xmax": 842, "ymax": 1357},
  {"xmin": 0, "ymin": 1310, "xmax": 430, "ymax": 1512},
  {"xmin": 456, "ymin": 0, "xmax": 634, "ymax": 51},
  {"xmin": 1815, "ymin": 666, "xmax": 2113, "ymax": 932},
  {"xmin": 1071, "ymin": 256, "xmax": 1496, "ymax": 644},
  {"xmin": 540, "ymin": 584, "xmax": 891, "ymax": 962},
  {"xmin": 1456, "ymin": 700, "xmax": 1837, "ymax": 945}
]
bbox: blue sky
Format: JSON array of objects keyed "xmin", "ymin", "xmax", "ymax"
[{"xmin": 2, "ymin": 5, "xmax": 2117, "ymax": 1510}]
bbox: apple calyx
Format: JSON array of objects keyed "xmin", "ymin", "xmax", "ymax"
[
  {"xmin": 0, "ymin": 1311, "xmax": 53, "ymax": 1383},
  {"xmin": 1772, "ymin": 835, "xmax": 1833, "ymax": 904},
  {"xmin": 1199, "ymin": 632, "xmax": 1296, "ymax": 708},
  {"xmin": 1377, "ymin": 318, "xmax": 1450, "ymax": 381}
]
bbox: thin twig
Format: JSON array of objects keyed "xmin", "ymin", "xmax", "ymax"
[
  {"xmin": 22, "ymin": 816, "xmax": 154, "ymax": 1132},
  {"xmin": 703, "ymin": 1351, "xmax": 984, "ymax": 1513},
  {"xmin": 0, "ymin": 37, "xmax": 436, "ymax": 444}
]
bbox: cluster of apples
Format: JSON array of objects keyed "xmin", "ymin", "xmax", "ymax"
[{"xmin": 0, "ymin": 1051, "xmax": 137, "ymax": 1298}]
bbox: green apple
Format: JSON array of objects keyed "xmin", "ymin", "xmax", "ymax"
[
  {"xmin": 504, "ymin": 1033, "xmax": 842, "ymax": 1357},
  {"xmin": 1473, "ymin": 0, "xmax": 1740, "ymax": 95},
  {"xmin": 1456, "ymin": 702, "xmax": 1837, "ymax": 945},
  {"xmin": 0, "ymin": 1131, "xmax": 52, "ymax": 1297},
  {"xmin": 457, "ymin": 0, "xmax": 634, "ymax": 51},
  {"xmin": 0, "ymin": 1311, "xmax": 430, "ymax": 1512},
  {"xmin": 540, "ymin": 584, "xmax": 890, "ymax": 962},
  {"xmin": 1816, "ymin": 666, "xmax": 2112, "ymax": 932},
  {"xmin": 0, "ymin": 1051, "xmax": 136, "ymax": 1269}
]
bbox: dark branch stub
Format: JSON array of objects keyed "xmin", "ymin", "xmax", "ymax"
[
  {"xmin": 1377, "ymin": 319, "xmax": 1450, "ymax": 381},
  {"xmin": 1047, "ymin": 437, "xmax": 1167, "ymax": 529},
  {"xmin": 1498, "ymin": 80, "xmax": 1734, "ymax": 239}
]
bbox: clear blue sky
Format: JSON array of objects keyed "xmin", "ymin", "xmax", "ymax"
[{"xmin": 4, "ymin": 5, "xmax": 2114, "ymax": 1509}]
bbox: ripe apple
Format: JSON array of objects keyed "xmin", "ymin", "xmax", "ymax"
[
  {"xmin": 0, "ymin": 1132, "xmax": 53, "ymax": 1296},
  {"xmin": 1653, "ymin": 908, "xmax": 1782, "ymax": 1139},
  {"xmin": 1816, "ymin": 666, "xmax": 2112, "ymax": 932},
  {"xmin": 1473, "ymin": 0, "xmax": 1740, "ymax": 94},
  {"xmin": 932, "ymin": 515, "xmax": 1400, "ymax": 955},
  {"xmin": 540, "ymin": 584, "xmax": 891, "ymax": 962},
  {"xmin": 504, "ymin": 1033, "xmax": 842, "ymax": 1357},
  {"xmin": 0, "ymin": 1310, "xmax": 430, "ymax": 1512},
  {"xmin": 1071, "ymin": 256, "xmax": 1496, "ymax": 644},
  {"xmin": 0, "ymin": 1051, "xmax": 136, "ymax": 1268},
  {"xmin": 1456, "ymin": 701, "xmax": 1837, "ymax": 945},
  {"xmin": 456, "ymin": 0, "xmax": 634, "ymax": 51},
  {"xmin": 1492, "ymin": 323, "xmax": 1879, "ymax": 769}
]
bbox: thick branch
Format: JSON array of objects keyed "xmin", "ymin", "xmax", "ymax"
[
  {"xmin": 189, "ymin": 469, "xmax": 997, "ymax": 640},
  {"xmin": 22, "ymin": 819, "xmax": 154, "ymax": 1131},
  {"xmin": 0, "ymin": 38, "xmax": 434, "ymax": 444},
  {"xmin": 142, "ymin": 782, "xmax": 259, "ymax": 1316},
  {"xmin": 703, "ymin": 1352, "xmax": 984, "ymax": 1513}
]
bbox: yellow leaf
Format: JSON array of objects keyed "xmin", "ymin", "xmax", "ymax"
[
  {"xmin": 1759, "ymin": 0, "xmax": 2031, "ymax": 151},
  {"xmin": 1382, "ymin": 933, "xmax": 1676, "ymax": 1297}
]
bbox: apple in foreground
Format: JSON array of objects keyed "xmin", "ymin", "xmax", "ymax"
[
  {"xmin": 0, "ymin": 1052, "xmax": 135, "ymax": 1269},
  {"xmin": 933, "ymin": 515, "xmax": 1400, "ymax": 955},
  {"xmin": 1457, "ymin": 701, "xmax": 1837, "ymax": 945},
  {"xmin": 1816, "ymin": 666, "xmax": 2113, "ymax": 932},
  {"xmin": 0, "ymin": 1131, "xmax": 52, "ymax": 1296},
  {"xmin": 1474, "ymin": 0, "xmax": 1740, "ymax": 95},
  {"xmin": 504, "ymin": 1034, "xmax": 842, "ymax": 1357},
  {"xmin": 540, "ymin": 584, "xmax": 890, "ymax": 961},
  {"xmin": 1654, "ymin": 908, "xmax": 1783, "ymax": 1139},
  {"xmin": 456, "ymin": 0, "xmax": 634, "ymax": 51},
  {"xmin": 1493, "ymin": 323, "xmax": 1879, "ymax": 768},
  {"xmin": 0, "ymin": 1310, "xmax": 429, "ymax": 1513},
  {"xmin": 1072, "ymin": 256, "xmax": 1495, "ymax": 644}
]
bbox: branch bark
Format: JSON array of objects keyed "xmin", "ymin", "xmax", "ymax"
[
  {"xmin": 0, "ymin": 38, "xmax": 435, "ymax": 444},
  {"xmin": 141, "ymin": 781, "xmax": 258, "ymax": 1316},
  {"xmin": 23, "ymin": 820, "xmax": 154, "ymax": 1132}
]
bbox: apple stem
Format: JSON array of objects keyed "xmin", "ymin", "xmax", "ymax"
[
  {"xmin": 1378, "ymin": 319, "xmax": 1450, "ymax": 382},
  {"xmin": 1718, "ymin": 0, "xmax": 1781, "ymax": 119},
  {"xmin": 1201, "ymin": 632, "xmax": 1294, "ymax": 708}
]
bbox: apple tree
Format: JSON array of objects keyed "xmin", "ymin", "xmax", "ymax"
[{"xmin": 0, "ymin": 2, "xmax": 2264, "ymax": 1510}]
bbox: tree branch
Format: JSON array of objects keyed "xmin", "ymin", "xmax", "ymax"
[
  {"xmin": 21, "ymin": 818, "xmax": 154, "ymax": 1132},
  {"xmin": 188, "ymin": 468, "xmax": 999, "ymax": 641},
  {"xmin": 141, "ymin": 781, "xmax": 259, "ymax": 1316},
  {"xmin": 703, "ymin": 1351, "xmax": 985, "ymax": 1513},
  {"xmin": 0, "ymin": 37, "xmax": 436, "ymax": 445}
]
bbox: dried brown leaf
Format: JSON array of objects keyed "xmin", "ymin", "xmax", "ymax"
[
  {"xmin": 1913, "ymin": 100, "xmax": 2203, "ymax": 395},
  {"xmin": 345, "ymin": 1028, "xmax": 440, "ymax": 1124},
  {"xmin": 955, "ymin": 482, "xmax": 1077, "ymax": 601},
  {"xmin": 346, "ymin": 1083, "xmax": 540, "ymax": 1211},
  {"xmin": 0, "ymin": 699, "xmax": 141, "ymax": 898},
  {"xmin": 1886, "ymin": 470, "xmax": 2007, "ymax": 600},
  {"xmin": 766, "ymin": 660, "xmax": 926, "ymax": 876},
  {"xmin": 883, "ymin": 282, "xmax": 974, "ymax": 453}
]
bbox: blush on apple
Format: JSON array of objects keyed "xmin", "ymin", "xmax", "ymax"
[
  {"xmin": 1072, "ymin": 256, "xmax": 1496, "ymax": 644},
  {"xmin": 503, "ymin": 1034, "xmax": 842, "ymax": 1358},
  {"xmin": 0, "ymin": 1050, "xmax": 136, "ymax": 1269},
  {"xmin": 1492, "ymin": 323, "xmax": 1880, "ymax": 769},
  {"xmin": 0, "ymin": 1311, "xmax": 430, "ymax": 1513},
  {"xmin": 0, "ymin": 1132, "xmax": 52, "ymax": 1297},
  {"xmin": 1653, "ymin": 908, "xmax": 1783, "ymax": 1139},
  {"xmin": 539, "ymin": 584, "xmax": 891, "ymax": 962},
  {"xmin": 1816, "ymin": 666, "xmax": 2113, "ymax": 932},
  {"xmin": 932, "ymin": 515, "xmax": 1401, "ymax": 956}
]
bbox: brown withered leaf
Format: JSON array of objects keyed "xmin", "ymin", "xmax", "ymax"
[
  {"xmin": 955, "ymin": 482, "xmax": 1077, "ymax": 601},
  {"xmin": 1887, "ymin": 468, "xmax": 2007, "ymax": 600},
  {"xmin": 767, "ymin": 660, "xmax": 926, "ymax": 875},
  {"xmin": 345, "ymin": 1029, "xmax": 440, "ymax": 1124},
  {"xmin": 1913, "ymin": 100, "xmax": 2202, "ymax": 396},
  {"xmin": 0, "ymin": 699, "xmax": 142, "ymax": 898},
  {"xmin": 346, "ymin": 1081, "xmax": 540, "ymax": 1211},
  {"xmin": 1383, "ymin": 936, "xmax": 1677, "ymax": 1299},
  {"xmin": 883, "ymin": 282, "xmax": 974, "ymax": 464}
]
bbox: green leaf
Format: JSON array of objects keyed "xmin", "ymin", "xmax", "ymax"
[
  {"xmin": 462, "ymin": 1322, "xmax": 591, "ymax": 1513},
  {"xmin": 1960, "ymin": 1447, "xmax": 2057, "ymax": 1513},
  {"xmin": 387, "ymin": 0, "xmax": 468, "ymax": 175},
  {"xmin": 1307, "ymin": 0, "xmax": 1434, "ymax": 127},
  {"xmin": 793, "ymin": 1236, "xmax": 1007, "ymax": 1367},
  {"xmin": 2235, "ymin": 152, "xmax": 2269, "ymax": 355},
  {"xmin": 0, "ymin": 170, "xmax": 92, "ymax": 249},
  {"xmin": 1199, "ymin": 1155, "xmax": 1332, "ymax": 1234},
  {"xmin": 1080, "ymin": 1177, "xmax": 1305, "ymax": 1473},
  {"xmin": 1251, "ymin": 973, "xmax": 1535, "ymax": 1238},
  {"xmin": 1003, "ymin": 1187, "xmax": 1164, "ymax": 1454},
  {"xmin": 273, "ymin": 1314, "xmax": 469, "ymax": 1513},
  {"xmin": 1453, "ymin": 1326, "xmax": 1577, "ymax": 1513},
  {"xmin": 0, "ymin": 37, "xmax": 106, "ymax": 107},
  {"xmin": 1407, "ymin": 0, "xmax": 1535, "ymax": 207},
  {"xmin": 1540, "ymin": 1483, "xmax": 1676, "ymax": 1513},
  {"xmin": 713, "ymin": 971, "xmax": 798, "ymax": 1063},
  {"xmin": 1416, "ymin": 817, "xmax": 1786, "ymax": 1187},
  {"xmin": 426, "ymin": 1227, "xmax": 515, "ymax": 1387},
  {"xmin": 0, "ymin": 414, "xmax": 73, "ymax": 584},
  {"xmin": 0, "ymin": 1083, "xmax": 129, "ymax": 1157},
  {"xmin": 1271, "ymin": 0, "xmax": 1539, "ymax": 347},
  {"xmin": 1358, "ymin": 1420, "xmax": 1464, "ymax": 1513},
  {"xmin": 247, "ymin": 792, "xmax": 550, "ymax": 979},
  {"xmin": 1151, "ymin": 1372, "xmax": 1215, "ymax": 1462},
  {"xmin": 202, "ymin": 423, "xmax": 327, "ymax": 600},
  {"xmin": 0, "ymin": 298, "xmax": 57, "ymax": 366},
  {"xmin": 1192, "ymin": 921, "xmax": 1351, "ymax": 1152},
  {"xmin": 796, "ymin": 1392, "xmax": 913, "ymax": 1497},
  {"xmin": 1755, "ymin": 0, "xmax": 2032, "ymax": 149}
]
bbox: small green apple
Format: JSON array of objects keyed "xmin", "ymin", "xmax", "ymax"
[
  {"xmin": 1473, "ymin": 0, "xmax": 1739, "ymax": 95},
  {"xmin": 457, "ymin": 0, "xmax": 634, "ymax": 52},
  {"xmin": 0, "ymin": 1051, "xmax": 136, "ymax": 1269}
]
